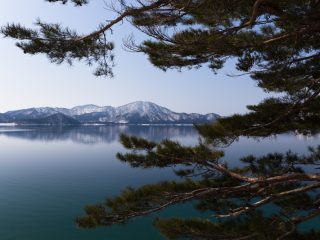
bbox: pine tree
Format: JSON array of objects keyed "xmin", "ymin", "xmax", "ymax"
[{"xmin": 2, "ymin": 1, "xmax": 320, "ymax": 239}]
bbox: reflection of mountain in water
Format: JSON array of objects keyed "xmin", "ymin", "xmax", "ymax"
[{"xmin": 0, "ymin": 125, "xmax": 198, "ymax": 145}]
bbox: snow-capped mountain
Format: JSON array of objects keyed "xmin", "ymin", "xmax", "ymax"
[
  {"xmin": 110, "ymin": 101, "xmax": 218, "ymax": 124},
  {"xmin": 0, "ymin": 101, "xmax": 219, "ymax": 125},
  {"xmin": 68, "ymin": 104, "xmax": 113, "ymax": 116}
]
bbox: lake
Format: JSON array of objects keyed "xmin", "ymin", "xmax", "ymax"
[{"xmin": 0, "ymin": 125, "xmax": 319, "ymax": 239}]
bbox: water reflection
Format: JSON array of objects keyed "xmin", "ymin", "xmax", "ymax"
[
  {"xmin": 0, "ymin": 125, "xmax": 319, "ymax": 240},
  {"xmin": 0, "ymin": 125, "xmax": 198, "ymax": 144}
]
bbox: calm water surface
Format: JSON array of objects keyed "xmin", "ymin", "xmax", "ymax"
[{"xmin": 0, "ymin": 125, "xmax": 319, "ymax": 240}]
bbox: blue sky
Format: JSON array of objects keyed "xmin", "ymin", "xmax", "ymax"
[{"xmin": 0, "ymin": 0, "xmax": 268, "ymax": 115}]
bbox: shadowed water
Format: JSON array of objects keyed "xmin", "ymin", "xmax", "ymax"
[{"xmin": 0, "ymin": 125, "xmax": 319, "ymax": 239}]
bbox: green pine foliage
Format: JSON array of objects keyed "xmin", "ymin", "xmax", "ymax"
[
  {"xmin": 2, "ymin": 0, "xmax": 320, "ymax": 239},
  {"xmin": 76, "ymin": 136, "xmax": 320, "ymax": 238},
  {"xmin": 154, "ymin": 216, "xmax": 320, "ymax": 240}
]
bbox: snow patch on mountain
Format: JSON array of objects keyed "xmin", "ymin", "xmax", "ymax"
[{"xmin": 69, "ymin": 104, "xmax": 113, "ymax": 116}]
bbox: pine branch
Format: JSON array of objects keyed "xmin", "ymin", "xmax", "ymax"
[{"xmin": 77, "ymin": 0, "xmax": 169, "ymax": 41}]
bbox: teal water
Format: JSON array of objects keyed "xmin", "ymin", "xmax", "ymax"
[{"xmin": 0, "ymin": 125, "xmax": 319, "ymax": 239}]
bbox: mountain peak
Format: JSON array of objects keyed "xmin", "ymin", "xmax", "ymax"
[
  {"xmin": 72, "ymin": 104, "xmax": 99, "ymax": 108},
  {"xmin": 120, "ymin": 101, "xmax": 158, "ymax": 107},
  {"xmin": 70, "ymin": 104, "xmax": 110, "ymax": 116},
  {"xmin": 117, "ymin": 101, "xmax": 169, "ymax": 116}
]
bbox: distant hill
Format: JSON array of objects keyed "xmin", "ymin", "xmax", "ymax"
[
  {"xmin": 0, "ymin": 113, "xmax": 8, "ymax": 122},
  {"xmin": 0, "ymin": 101, "xmax": 219, "ymax": 125},
  {"xmin": 13, "ymin": 113, "xmax": 80, "ymax": 126}
]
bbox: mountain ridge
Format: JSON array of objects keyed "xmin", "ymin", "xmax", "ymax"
[{"xmin": 0, "ymin": 101, "xmax": 219, "ymax": 125}]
